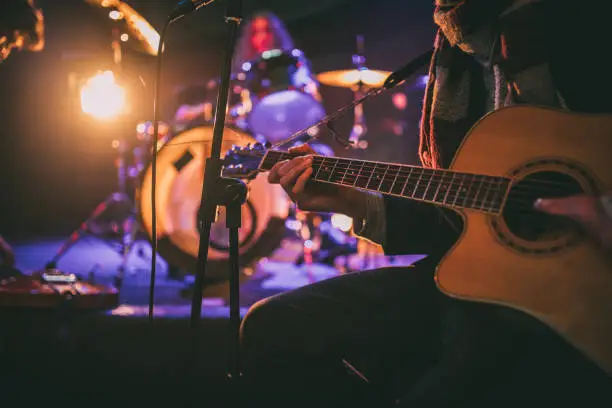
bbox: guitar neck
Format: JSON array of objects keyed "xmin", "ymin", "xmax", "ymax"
[{"xmin": 260, "ymin": 150, "xmax": 512, "ymax": 214}]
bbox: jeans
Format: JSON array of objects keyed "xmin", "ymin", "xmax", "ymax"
[{"xmin": 239, "ymin": 263, "xmax": 611, "ymax": 407}]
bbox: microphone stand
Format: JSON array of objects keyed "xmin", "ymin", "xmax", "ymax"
[{"xmin": 189, "ymin": 0, "xmax": 246, "ymax": 388}]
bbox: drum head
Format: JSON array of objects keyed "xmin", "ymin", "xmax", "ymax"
[
  {"xmin": 242, "ymin": 49, "xmax": 326, "ymax": 143},
  {"xmin": 248, "ymin": 91, "xmax": 326, "ymax": 143},
  {"xmin": 139, "ymin": 125, "xmax": 289, "ymax": 281}
]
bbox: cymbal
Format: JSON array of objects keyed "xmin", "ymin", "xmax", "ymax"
[
  {"xmin": 316, "ymin": 69, "xmax": 392, "ymax": 89},
  {"xmin": 85, "ymin": 0, "xmax": 160, "ymax": 56}
]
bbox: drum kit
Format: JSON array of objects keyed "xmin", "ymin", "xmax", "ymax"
[{"xmin": 38, "ymin": 1, "xmax": 405, "ymax": 302}]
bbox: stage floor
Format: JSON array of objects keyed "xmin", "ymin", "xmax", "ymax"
[
  {"xmin": 9, "ymin": 235, "xmax": 427, "ymax": 318},
  {"xmin": 3, "ymin": 235, "xmax": 426, "ymax": 406}
]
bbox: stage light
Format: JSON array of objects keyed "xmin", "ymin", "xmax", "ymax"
[
  {"xmin": 109, "ymin": 10, "xmax": 123, "ymax": 20},
  {"xmin": 80, "ymin": 70, "xmax": 127, "ymax": 120}
]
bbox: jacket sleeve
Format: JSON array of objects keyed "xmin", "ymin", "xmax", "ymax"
[{"xmin": 382, "ymin": 195, "xmax": 462, "ymax": 258}]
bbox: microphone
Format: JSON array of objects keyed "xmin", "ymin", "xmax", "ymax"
[
  {"xmin": 169, "ymin": 0, "xmax": 215, "ymax": 22},
  {"xmin": 383, "ymin": 48, "xmax": 433, "ymax": 89}
]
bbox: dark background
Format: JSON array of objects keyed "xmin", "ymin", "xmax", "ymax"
[{"xmin": 0, "ymin": 0, "xmax": 435, "ymax": 241}]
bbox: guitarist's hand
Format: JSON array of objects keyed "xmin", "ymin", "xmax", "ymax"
[
  {"xmin": 536, "ymin": 193, "xmax": 612, "ymax": 250},
  {"xmin": 268, "ymin": 144, "xmax": 367, "ymax": 219}
]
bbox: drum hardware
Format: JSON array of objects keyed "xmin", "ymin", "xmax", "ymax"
[
  {"xmin": 317, "ymin": 35, "xmax": 395, "ymax": 150},
  {"xmin": 270, "ymin": 48, "xmax": 434, "ymax": 151},
  {"xmin": 44, "ymin": 130, "xmax": 146, "ymax": 292},
  {"xmin": 240, "ymin": 48, "xmax": 326, "ymax": 144},
  {"xmin": 349, "ymin": 35, "xmax": 369, "ymax": 149},
  {"xmin": 45, "ymin": 11, "xmax": 157, "ymax": 290}
]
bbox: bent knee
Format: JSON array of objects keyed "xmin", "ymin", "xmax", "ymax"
[{"xmin": 240, "ymin": 296, "xmax": 278, "ymax": 349}]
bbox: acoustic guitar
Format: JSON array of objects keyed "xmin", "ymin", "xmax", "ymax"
[{"xmin": 222, "ymin": 105, "xmax": 612, "ymax": 376}]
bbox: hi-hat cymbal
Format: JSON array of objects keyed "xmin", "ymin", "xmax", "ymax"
[
  {"xmin": 316, "ymin": 69, "xmax": 392, "ymax": 89},
  {"xmin": 85, "ymin": 0, "xmax": 160, "ymax": 56}
]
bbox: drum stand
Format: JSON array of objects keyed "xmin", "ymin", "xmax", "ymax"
[
  {"xmin": 44, "ymin": 28, "xmax": 151, "ymax": 289},
  {"xmin": 44, "ymin": 136, "xmax": 146, "ymax": 290}
]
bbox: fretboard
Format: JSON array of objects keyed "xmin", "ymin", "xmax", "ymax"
[{"xmin": 260, "ymin": 151, "xmax": 512, "ymax": 214}]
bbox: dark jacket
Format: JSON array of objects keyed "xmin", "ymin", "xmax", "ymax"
[{"xmin": 382, "ymin": 4, "xmax": 612, "ymax": 258}]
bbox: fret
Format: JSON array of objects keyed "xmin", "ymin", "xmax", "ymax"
[
  {"xmin": 376, "ymin": 165, "xmax": 390, "ymax": 191},
  {"xmin": 471, "ymin": 175, "xmax": 486, "ymax": 208},
  {"xmin": 351, "ymin": 161, "xmax": 362, "ymax": 187},
  {"xmin": 366, "ymin": 163, "xmax": 383, "ymax": 190},
  {"xmin": 389, "ymin": 167, "xmax": 401, "ymax": 194},
  {"xmin": 329, "ymin": 159, "xmax": 340, "ymax": 182},
  {"xmin": 330, "ymin": 158, "xmax": 347, "ymax": 183},
  {"xmin": 409, "ymin": 168, "xmax": 428, "ymax": 199},
  {"xmin": 314, "ymin": 157, "xmax": 333, "ymax": 180},
  {"xmin": 487, "ymin": 178, "xmax": 507, "ymax": 212},
  {"xmin": 379, "ymin": 165, "xmax": 400, "ymax": 194},
  {"xmin": 462, "ymin": 174, "xmax": 478, "ymax": 209},
  {"xmin": 253, "ymin": 151, "xmax": 512, "ymax": 214},
  {"xmin": 451, "ymin": 173, "xmax": 468, "ymax": 207},
  {"xmin": 354, "ymin": 161, "xmax": 368, "ymax": 188},
  {"xmin": 423, "ymin": 170, "xmax": 439, "ymax": 201},
  {"xmin": 438, "ymin": 173, "xmax": 459, "ymax": 204},
  {"xmin": 342, "ymin": 160, "xmax": 359, "ymax": 186},
  {"xmin": 393, "ymin": 167, "xmax": 412, "ymax": 196},
  {"xmin": 432, "ymin": 171, "xmax": 450, "ymax": 203},
  {"xmin": 478, "ymin": 177, "xmax": 493, "ymax": 210}
]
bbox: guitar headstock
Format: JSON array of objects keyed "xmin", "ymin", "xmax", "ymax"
[{"xmin": 223, "ymin": 142, "xmax": 267, "ymax": 179}]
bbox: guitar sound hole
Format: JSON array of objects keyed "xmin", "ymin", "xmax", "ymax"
[{"xmin": 501, "ymin": 171, "xmax": 584, "ymax": 243}]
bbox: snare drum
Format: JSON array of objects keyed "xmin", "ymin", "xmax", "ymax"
[
  {"xmin": 241, "ymin": 49, "xmax": 326, "ymax": 143},
  {"xmin": 138, "ymin": 125, "xmax": 290, "ymax": 281}
]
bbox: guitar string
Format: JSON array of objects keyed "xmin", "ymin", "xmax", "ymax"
[
  {"xmin": 158, "ymin": 140, "xmax": 588, "ymax": 189},
  {"xmin": 153, "ymin": 144, "xmax": 590, "ymax": 208},
  {"xmin": 260, "ymin": 153, "xmax": 584, "ymax": 210},
  {"xmin": 262, "ymin": 151, "xmax": 584, "ymax": 189},
  {"xmin": 259, "ymin": 155, "xmax": 582, "ymax": 205}
]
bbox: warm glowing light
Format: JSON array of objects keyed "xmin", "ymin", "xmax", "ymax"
[
  {"xmin": 109, "ymin": 10, "xmax": 123, "ymax": 20},
  {"xmin": 127, "ymin": 14, "xmax": 160, "ymax": 54},
  {"xmin": 392, "ymin": 92, "xmax": 408, "ymax": 110},
  {"xmin": 120, "ymin": 33, "xmax": 129, "ymax": 42},
  {"xmin": 331, "ymin": 214, "xmax": 353, "ymax": 232},
  {"xmin": 80, "ymin": 71, "xmax": 127, "ymax": 120}
]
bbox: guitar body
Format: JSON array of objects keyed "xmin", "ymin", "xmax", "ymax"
[{"xmin": 436, "ymin": 106, "xmax": 612, "ymax": 376}]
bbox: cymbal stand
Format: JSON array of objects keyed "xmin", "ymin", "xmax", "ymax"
[{"xmin": 349, "ymin": 34, "xmax": 368, "ymax": 149}]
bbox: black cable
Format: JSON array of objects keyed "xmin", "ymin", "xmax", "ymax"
[{"xmin": 148, "ymin": 20, "xmax": 171, "ymax": 322}]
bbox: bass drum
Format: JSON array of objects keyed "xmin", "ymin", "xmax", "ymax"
[{"xmin": 138, "ymin": 125, "xmax": 290, "ymax": 282}]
